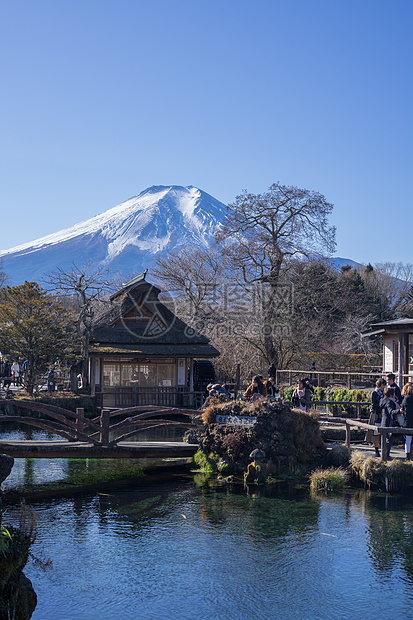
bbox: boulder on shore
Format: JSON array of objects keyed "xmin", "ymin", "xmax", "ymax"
[
  {"xmin": 0, "ymin": 454, "xmax": 14, "ymax": 484},
  {"xmin": 197, "ymin": 399, "xmax": 326, "ymax": 475}
]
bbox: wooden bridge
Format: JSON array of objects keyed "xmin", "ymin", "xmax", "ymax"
[{"xmin": 0, "ymin": 400, "xmax": 201, "ymax": 459}]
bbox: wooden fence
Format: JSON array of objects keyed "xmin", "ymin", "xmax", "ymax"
[
  {"xmin": 320, "ymin": 415, "xmax": 413, "ymax": 462},
  {"xmin": 278, "ymin": 369, "xmax": 382, "ymax": 388}
]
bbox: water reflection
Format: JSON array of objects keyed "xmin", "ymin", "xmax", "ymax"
[
  {"xmin": 352, "ymin": 491, "xmax": 413, "ymax": 581},
  {"xmin": 3, "ymin": 427, "xmax": 413, "ymax": 618}
]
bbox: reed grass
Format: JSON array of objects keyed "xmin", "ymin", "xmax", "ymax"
[{"xmin": 310, "ymin": 467, "xmax": 349, "ymax": 493}]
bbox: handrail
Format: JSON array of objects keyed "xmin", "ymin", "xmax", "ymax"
[
  {"xmin": 321, "ymin": 415, "xmax": 413, "ymax": 462},
  {"xmin": 0, "ymin": 400, "xmax": 199, "ymax": 448}
]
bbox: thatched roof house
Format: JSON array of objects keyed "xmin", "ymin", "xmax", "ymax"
[{"xmin": 88, "ymin": 272, "xmax": 219, "ymax": 407}]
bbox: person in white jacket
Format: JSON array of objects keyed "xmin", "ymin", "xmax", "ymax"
[{"xmin": 11, "ymin": 361, "xmax": 20, "ymax": 386}]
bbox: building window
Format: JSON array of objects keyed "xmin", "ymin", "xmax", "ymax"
[{"xmin": 102, "ymin": 362, "xmax": 176, "ymax": 387}]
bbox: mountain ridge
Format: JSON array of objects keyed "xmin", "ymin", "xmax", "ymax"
[
  {"xmin": 0, "ymin": 185, "xmax": 227, "ymax": 284},
  {"xmin": 0, "ymin": 184, "xmax": 361, "ymax": 285}
]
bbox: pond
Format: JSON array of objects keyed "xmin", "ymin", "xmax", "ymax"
[{"xmin": 2, "ymin": 427, "xmax": 413, "ymax": 619}]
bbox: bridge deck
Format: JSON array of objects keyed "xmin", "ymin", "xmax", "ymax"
[{"xmin": 0, "ymin": 440, "xmax": 199, "ymax": 459}]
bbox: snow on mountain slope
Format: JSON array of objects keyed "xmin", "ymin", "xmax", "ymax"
[
  {"xmin": 0, "ymin": 185, "xmax": 227, "ymax": 284},
  {"xmin": 0, "ymin": 184, "xmax": 362, "ymax": 286}
]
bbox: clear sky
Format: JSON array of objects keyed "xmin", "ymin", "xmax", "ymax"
[{"xmin": 1, "ymin": 0, "xmax": 412, "ymax": 265}]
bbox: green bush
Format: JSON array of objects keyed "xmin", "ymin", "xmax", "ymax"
[
  {"xmin": 193, "ymin": 450, "xmax": 217, "ymax": 474},
  {"xmin": 283, "ymin": 386, "xmax": 294, "ymax": 401}
]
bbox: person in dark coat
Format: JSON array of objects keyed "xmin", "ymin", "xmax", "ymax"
[
  {"xmin": 387, "ymin": 373, "xmax": 402, "ymax": 404},
  {"xmin": 265, "ymin": 377, "xmax": 280, "ymax": 398},
  {"xmin": 379, "ymin": 387, "xmax": 399, "ymax": 459},
  {"xmin": 368, "ymin": 378, "xmax": 386, "ymax": 456},
  {"xmin": 244, "ymin": 375, "xmax": 267, "ymax": 400},
  {"xmin": 2, "ymin": 361, "xmax": 12, "ymax": 390},
  {"xmin": 47, "ymin": 367, "xmax": 56, "ymax": 392},
  {"xmin": 400, "ymin": 383, "xmax": 413, "ymax": 460},
  {"xmin": 303, "ymin": 377, "xmax": 315, "ymax": 394},
  {"xmin": 291, "ymin": 379, "xmax": 312, "ymax": 411},
  {"xmin": 268, "ymin": 363, "xmax": 276, "ymax": 379}
]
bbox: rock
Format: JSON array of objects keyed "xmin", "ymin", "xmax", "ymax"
[
  {"xmin": 13, "ymin": 573, "xmax": 37, "ymax": 620},
  {"xmin": 198, "ymin": 399, "xmax": 326, "ymax": 475},
  {"xmin": 0, "ymin": 454, "xmax": 14, "ymax": 484},
  {"xmin": 326, "ymin": 444, "xmax": 351, "ymax": 468},
  {"xmin": 249, "ymin": 449, "xmax": 266, "ymax": 461}
]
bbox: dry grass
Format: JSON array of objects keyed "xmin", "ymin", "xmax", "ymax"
[
  {"xmin": 310, "ymin": 467, "xmax": 349, "ymax": 493},
  {"xmin": 350, "ymin": 450, "xmax": 413, "ymax": 491}
]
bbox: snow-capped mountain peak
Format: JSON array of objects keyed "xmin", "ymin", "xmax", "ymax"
[{"xmin": 0, "ymin": 185, "xmax": 227, "ymax": 284}]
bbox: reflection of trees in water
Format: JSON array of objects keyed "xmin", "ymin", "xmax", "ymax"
[
  {"xmin": 353, "ymin": 492, "xmax": 413, "ymax": 579},
  {"xmin": 195, "ymin": 481, "xmax": 320, "ymax": 542}
]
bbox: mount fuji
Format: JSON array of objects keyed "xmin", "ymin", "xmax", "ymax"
[{"xmin": 0, "ymin": 185, "xmax": 227, "ymax": 285}]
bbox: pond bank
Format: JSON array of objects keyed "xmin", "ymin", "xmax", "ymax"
[{"xmin": 3, "ymin": 458, "xmax": 192, "ymax": 504}]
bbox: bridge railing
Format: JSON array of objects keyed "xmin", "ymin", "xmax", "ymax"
[
  {"xmin": 95, "ymin": 388, "xmax": 205, "ymax": 409},
  {"xmin": 0, "ymin": 401, "xmax": 201, "ymax": 447}
]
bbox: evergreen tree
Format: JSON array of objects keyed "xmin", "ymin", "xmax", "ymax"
[{"xmin": 0, "ymin": 282, "xmax": 76, "ymax": 394}]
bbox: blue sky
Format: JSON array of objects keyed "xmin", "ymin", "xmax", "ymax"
[{"xmin": 1, "ymin": 0, "xmax": 412, "ymax": 264}]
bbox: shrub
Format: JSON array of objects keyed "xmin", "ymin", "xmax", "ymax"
[
  {"xmin": 310, "ymin": 467, "xmax": 348, "ymax": 493},
  {"xmin": 283, "ymin": 386, "xmax": 294, "ymax": 401},
  {"xmin": 193, "ymin": 450, "xmax": 217, "ymax": 474}
]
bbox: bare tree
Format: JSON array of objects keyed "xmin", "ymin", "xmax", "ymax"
[
  {"xmin": 0, "ymin": 261, "xmax": 9, "ymax": 289},
  {"xmin": 152, "ymin": 246, "xmax": 224, "ymax": 325},
  {"xmin": 45, "ymin": 262, "xmax": 111, "ymax": 384},
  {"xmin": 215, "ymin": 183, "xmax": 336, "ymax": 366}
]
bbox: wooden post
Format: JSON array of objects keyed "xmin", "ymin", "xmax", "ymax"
[
  {"xmin": 75, "ymin": 408, "xmax": 85, "ymax": 441},
  {"xmin": 100, "ymin": 408, "xmax": 110, "ymax": 447},
  {"xmin": 345, "ymin": 422, "xmax": 351, "ymax": 448},
  {"xmin": 380, "ymin": 430, "xmax": 387, "ymax": 462},
  {"xmin": 347, "ymin": 373, "xmax": 351, "ymax": 389},
  {"xmin": 398, "ymin": 333, "xmax": 403, "ymax": 390},
  {"xmin": 289, "ymin": 370, "xmax": 292, "ymax": 385},
  {"xmin": 357, "ymin": 403, "xmax": 361, "ymax": 419},
  {"xmin": 188, "ymin": 359, "xmax": 194, "ymax": 408}
]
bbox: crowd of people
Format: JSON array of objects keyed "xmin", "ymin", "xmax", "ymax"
[
  {"xmin": 369, "ymin": 372, "xmax": 413, "ymax": 460},
  {"xmin": 202, "ymin": 364, "xmax": 319, "ymax": 410},
  {"xmin": 0, "ymin": 359, "xmax": 25, "ymax": 390},
  {"xmin": 202, "ymin": 366, "xmax": 284, "ymax": 408}
]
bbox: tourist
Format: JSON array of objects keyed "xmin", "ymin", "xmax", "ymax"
[
  {"xmin": 244, "ymin": 375, "xmax": 267, "ymax": 400},
  {"xmin": 400, "ymin": 384, "xmax": 413, "ymax": 460},
  {"xmin": 368, "ymin": 378, "xmax": 387, "ymax": 457},
  {"xmin": 268, "ymin": 363, "xmax": 276, "ymax": 379},
  {"xmin": 303, "ymin": 377, "xmax": 315, "ymax": 394},
  {"xmin": 386, "ymin": 373, "xmax": 402, "ymax": 404},
  {"xmin": 201, "ymin": 388, "xmax": 219, "ymax": 408},
  {"xmin": 265, "ymin": 377, "xmax": 280, "ymax": 399},
  {"xmin": 11, "ymin": 361, "xmax": 20, "ymax": 387},
  {"xmin": 379, "ymin": 386, "xmax": 399, "ymax": 459},
  {"xmin": 2, "ymin": 361, "xmax": 12, "ymax": 390},
  {"xmin": 212, "ymin": 383, "xmax": 231, "ymax": 399},
  {"xmin": 401, "ymin": 382, "xmax": 412, "ymax": 397},
  {"xmin": 309, "ymin": 361, "xmax": 316, "ymax": 381},
  {"xmin": 291, "ymin": 379, "xmax": 311, "ymax": 411},
  {"xmin": 47, "ymin": 367, "xmax": 56, "ymax": 392}
]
